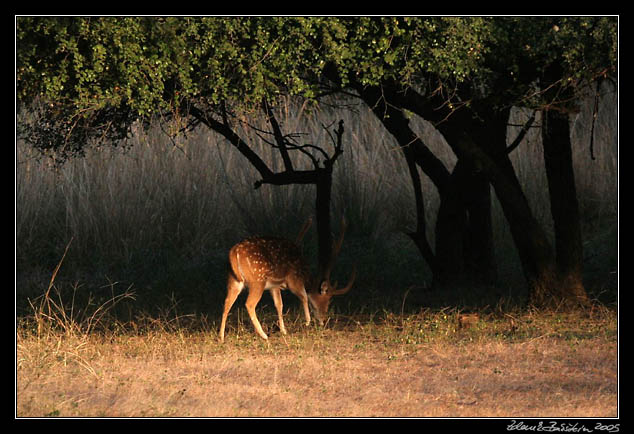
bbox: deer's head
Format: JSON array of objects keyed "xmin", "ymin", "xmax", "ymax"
[{"xmin": 306, "ymin": 218, "xmax": 356, "ymax": 325}]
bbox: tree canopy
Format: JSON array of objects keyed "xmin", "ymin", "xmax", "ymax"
[
  {"xmin": 17, "ymin": 16, "xmax": 616, "ymax": 156},
  {"xmin": 14, "ymin": 17, "xmax": 491, "ymax": 156},
  {"xmin": 17, "ymin": 17, "xmax": 494, "ymax": 110}
]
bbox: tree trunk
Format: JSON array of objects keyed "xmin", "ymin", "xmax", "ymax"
[
  {"xmin": 315, "ymin": 170, "xmax": 333, "ymax": 276},
  {"xmin": 462, "ymin": 164, "xmax": 497, "ymax": 285},
  {"xmin": 388, "ymin": 86, "xmax": 570, "ymax": 303},
  {"xmin": 541, "ymin": 108, "xmax": 589, "ymax": 306},
  {"xmin": 402, "ymin": 145, "xmax": 437, "ymax": 272},
  {"xmin": 434, "ymin": 161, "xmax": 468, "ymax": 287},
  {"xmin": 353, "ymin": 80, "xmax": 498, "ymax": 289},
  {"xmin": 448, "ymin": 131, "xmax": 560, "ymax": 302}
]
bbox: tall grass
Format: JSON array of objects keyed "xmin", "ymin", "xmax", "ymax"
[{"xmin": 16, "ymin": 83, "xmax": 618, "ymax": 317}]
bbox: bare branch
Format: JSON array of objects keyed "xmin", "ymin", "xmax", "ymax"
[
  {"xmin": 506, "ymin": 110, "xmax": 536, "ymax": 155},
  {"xmin": 189, "ymin": 104, "xmax": 274, "ymax": 182},
  {"xmin": 263, "ymin": 99, "xmax": 294, "ymax": 171},
  {"xmin": 283, "ymin": 142, "xmax": 324, "ymax": 169},
  {"xmin": 322, "ymin": 119, "xmax": 345, "ymax": 170}
]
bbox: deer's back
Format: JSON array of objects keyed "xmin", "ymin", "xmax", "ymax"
[{"xmin": 229, "ymin": 237, "xmax": 308, "ymax": 283}]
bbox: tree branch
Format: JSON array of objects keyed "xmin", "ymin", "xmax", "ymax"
[
  {"xmin": 262, "ymin": 99, "xmax": 294, "ymax": 171},
  {"xmin": 188, "ymin": 104, "xmax": 274, "ymax": 182},
  {"xmin": 189, "ymin": 103, "xmax": 349, "ymax": 199},
  {"xmin": 253, "ymin": 169, "xmax": 320, "ymax": 189},
  {"xmin": 506, "ymin": 110, "xmax": 536, "ymax": 155},
  {"xmin": 323, "ymin": 120, "xmax": 345, "ymax": 170}
]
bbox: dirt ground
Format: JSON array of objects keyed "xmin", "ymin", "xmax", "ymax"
[{"xmin": 16, "ymin": 317, "xmax": 618, "ymax": 418}]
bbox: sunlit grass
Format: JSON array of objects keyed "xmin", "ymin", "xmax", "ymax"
[{"xmin": 17, "ymin": 291, "xmax": 617, "ymax": 417}]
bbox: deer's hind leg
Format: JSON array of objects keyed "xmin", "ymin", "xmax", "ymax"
[{"xmin": 245, "ymin": 281, "xmax": 268, "ymax": 340}]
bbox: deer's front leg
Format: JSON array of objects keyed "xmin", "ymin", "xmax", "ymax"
[
  {"xmin": 270, "ymin": 286, "xmax": 287, "ymax": 335},
  {"xmin": 297, "ymin": 287, "xmax": 311, "ymax": 326},
  {"xmin": 288, "ymin": 280, "xmax": 311, "ymax": 326}
]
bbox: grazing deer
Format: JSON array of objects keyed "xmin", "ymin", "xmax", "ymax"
[{"xmin": 219, "ymin": 219, "xmax": 355, "ymax": 342}]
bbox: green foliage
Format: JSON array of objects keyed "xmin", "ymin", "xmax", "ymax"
[
  {"xmin": 17, "ymin": 17, "xmax": 332, "ymax": 155},
  {"xmin": 18, "ymin": 17, "xmax": 320, "ymax": 114},
  {"xmin": 515, "ymin": 16, "xmax": 617, "ymax": 81},
  {"xmin": 484, "ymin": 17, "xmax": 617, "ymax": 109},
  {"xmin": 307, "ymin": 17, "xmax": 492, "ymax": 88},
  {"xmin": 16, "ymin": 17, "xmax": 493, "ymax": 112},
  {"xmin": 17, "ymin": 16, "xmax": 617, "ymax": 155}
]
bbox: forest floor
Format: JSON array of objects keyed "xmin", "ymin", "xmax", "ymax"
[{"xmin": 17, "ymin": 307, "xmax": 617, "ymax": 418}]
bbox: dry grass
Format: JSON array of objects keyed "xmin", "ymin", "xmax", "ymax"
[{"xmin": 16, "ymin": 308, "xmax": 617, "ymax": 418}]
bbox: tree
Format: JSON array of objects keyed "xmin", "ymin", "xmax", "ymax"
[
  {"xmin": 313, "ymin": 16, "xmax": 616, "ymax": 305},
  {"xmin": 16, "ymin": 16, "xmax": 348, "ymax": 274},
  {"xmin": 481, "ymin": 17, "xmax": 617, "ymax": 305},
  {"xmin": 316, "ymin": 17, "xmax": 497, "ymax": 288}
]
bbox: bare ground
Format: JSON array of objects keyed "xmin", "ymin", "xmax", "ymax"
[{"xmin": 16, "ymin": 312, "xmax": 618, "ymax": 418}]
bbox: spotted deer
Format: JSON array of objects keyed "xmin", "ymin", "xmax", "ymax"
[{"xmin": 219, "ymin": 219, "xmax": 355, "ymax": 342}]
